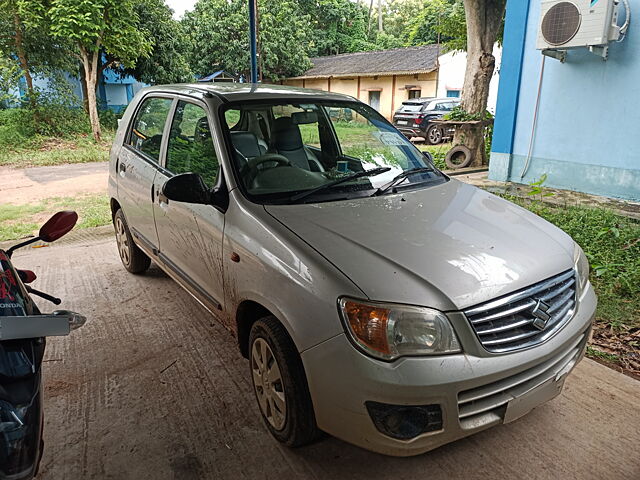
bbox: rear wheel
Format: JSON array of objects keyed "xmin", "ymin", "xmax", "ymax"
[
  {"xmin": 249, "ymin": 316, "xmax": 319, "ymax": 447},
  {"xmin": 426, "ymin": 124, "xmax": 443, "ymax": 145},
  {"xmin": 114, "ymin": 209, "xmax": 150, "ymax": 274}
]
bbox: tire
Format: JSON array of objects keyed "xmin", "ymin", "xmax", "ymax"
[
  {"xmin": 445, "ymin": 145, "xmax": 473, "ymax": 169},
  {"xmin": 113, "ymin": 209, "xmax": 151, "ymax": 274},
  {"xmin": 426, "ymin": 124, "xmax": 443, "ymax": 145},
  {"xmin": 249, "ymin": 316, "xmax": 319, "ymax": 447}
]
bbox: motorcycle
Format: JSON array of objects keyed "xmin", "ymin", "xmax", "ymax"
[{"xmin": 0, "ymin": 211, "xmax": 86, "ymax": 479}]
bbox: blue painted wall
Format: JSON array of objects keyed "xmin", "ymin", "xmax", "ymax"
[
  {"xmin": 10, "ymin": 67, "xmax": 145, "ymax": 112},
  {"xmin": 490, "ymin": 0, "xmax": 640, "ymax": 201}
]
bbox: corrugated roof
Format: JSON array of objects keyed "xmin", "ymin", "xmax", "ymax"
[{"xmin": 291, "ymin": 44, "xmax": 441, "ymax": 79}]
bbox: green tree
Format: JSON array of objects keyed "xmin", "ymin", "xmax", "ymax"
[
  {"xmin": 0, "ymin": 0, "xmax": 73, "ymax": 108},
  {"xmin": 46, "ymin": 0, "xmax": 152, "ymax": 141},
  {"xmin": 124, "ymin": 0, "xmax": 193, "ymax": 84},
  {"xmin": 0, "ymin": 57, "xmax": 21, "ymax": 106},
  {"xmin": 380, "ymin": 0, "xmax": 423, "ymax": 45},
  {"xmin": 298, "ymin": 0, "xmax": 376, "ymax": 56},
  {"xmin": 184, "ymin": 0, "xmax": 311, "ymax": 81},
  {"xmin": 409, "ymin": 0, "xmax": 466, "ymax": 49}
]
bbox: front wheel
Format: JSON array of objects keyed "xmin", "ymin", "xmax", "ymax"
[
  {"xmin": 249, "ymin": 316, "xmax": 319, "ymax": 447},
  {"xmin": 114, "ymin": 209, "xmax": 150, "ymax": 274}
]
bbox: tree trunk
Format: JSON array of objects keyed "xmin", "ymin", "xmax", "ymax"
[
  {"xmin": 80, "ymin": 47, "xmax": 102, "ymax": 142},
  {"xmin": 13, "ymin": 14, "xmax": 36, "ymax": 108},
  {"xmin": 378, "ymin": 0, "xmax": 383, "ymax": 32},
  {"xmin": 453, "ymin": 0, "xmax": 506, "ymax": 166},
  {"xmin": 79, "ymin": 66, "xmax": 89, "ymax": 114}
]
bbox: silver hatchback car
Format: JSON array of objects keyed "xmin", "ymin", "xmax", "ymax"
[{"xmin": 108, "ymin": 84, "xmax": 596, "ymax": 456}]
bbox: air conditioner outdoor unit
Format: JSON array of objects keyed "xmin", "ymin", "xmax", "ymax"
[{"xmin": 536, "ymin": 0, "xmax": 626, "ymax": 57}]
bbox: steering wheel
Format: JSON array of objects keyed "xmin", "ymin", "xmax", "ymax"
[{"xmin": 241, "ymin": 153, "xmax": 292, "ymax": 184}]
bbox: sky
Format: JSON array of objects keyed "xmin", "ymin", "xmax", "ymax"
[{"xmin": 165, "ymin": 0, "xmax": 198, "ymax": 18}]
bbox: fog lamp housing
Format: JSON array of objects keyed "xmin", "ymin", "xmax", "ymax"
[{"xmin": 365, "ymin": 401, "xmax": 443, "ymax": 440}]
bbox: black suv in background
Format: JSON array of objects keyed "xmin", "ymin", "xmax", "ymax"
[{"xmin": 393, "ymin": 97, "xmax": 459, "ymax": 144}]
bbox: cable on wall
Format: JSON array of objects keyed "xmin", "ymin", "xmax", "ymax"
[{"xmin": 519, "ymin": 55, "xmax": 546, "ymax": 179}]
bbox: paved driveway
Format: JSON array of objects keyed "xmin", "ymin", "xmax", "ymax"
[{"xmin": 11, "ymin": 232, "xmax": 640, "ymax": 479}]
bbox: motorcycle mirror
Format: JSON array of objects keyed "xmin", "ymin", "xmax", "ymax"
[{"xmin": 39, "ymin": 211, "xmax": 78, "ymax": 242}]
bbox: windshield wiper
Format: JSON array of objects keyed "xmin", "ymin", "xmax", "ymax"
[
  {"xmin": 372, "ymin": 167, "xmax": 435, "ymax": 196},
  {"xmin": 290, "ymin": 167, "xmax": 391, "ymax": 203}
]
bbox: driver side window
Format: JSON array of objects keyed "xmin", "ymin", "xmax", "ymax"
[{"xmin": 166, "ymin": 101, "xmax": 219, "ymax": 188}]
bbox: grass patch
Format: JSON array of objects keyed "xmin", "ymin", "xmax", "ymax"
[
  {"xmin": 0, "ymin": 194, "xmax": 110, "ymax": 241},
  {"xmin": 418, "ymin": 143, "xmax": 450, "ymax": 170},
  {"xmin": 0, "ymin": 132, "xmax": 113, "ymax": 168},
  {"xmin": 586, "ymin": 346, "xmax": 620, "ymax": 363}
]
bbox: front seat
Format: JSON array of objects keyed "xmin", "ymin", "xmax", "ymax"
[
  {"xmin": 272, "ymin": 117, "xmax": 324, "ymax": 172},
  {"xmin": 231, "ymin": 131, "xmax": 264, "ymax": 159}
]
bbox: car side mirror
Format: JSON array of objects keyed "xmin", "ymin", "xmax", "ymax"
[{"xmin": 162, "ymin": 173, "xmax": 210, "ymax": 204}]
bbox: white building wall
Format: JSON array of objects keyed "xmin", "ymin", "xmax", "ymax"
[{"xmin": 436, "ymin": 44, "xmax": 502, "ymax": 113}]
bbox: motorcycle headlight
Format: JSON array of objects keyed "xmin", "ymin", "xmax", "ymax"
[
  {"xmin": 338, "ymin": 298, "xmax": 461, "ymax": 361},
  {"xmin": 573, "ymin": 243, "xmax": 589, "ymax": 296}
]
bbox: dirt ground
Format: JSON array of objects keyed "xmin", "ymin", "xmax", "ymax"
[
  {"xmin": 0, "ymin": 162, "xmax": 108, "ymax": 205},
  {"xmin": 7, "ymin": 230, "xmax": 639, "ymax": 480}
]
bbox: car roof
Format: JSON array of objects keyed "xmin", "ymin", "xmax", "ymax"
[
  {"xmin": 403, "ymin": 97, "xmax": 459, "ymax": 104},
  {"xmin": 139, "ymin": 83, "xmax": 356, "ymax": 103}
]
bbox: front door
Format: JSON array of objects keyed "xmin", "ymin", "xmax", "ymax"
[
  {"xmin": 368, "ymin": 91, "xmax": 381, "ymax": 112},
  {"xmin": 153, "ymin": 99, "xmax": 225, "ymax": 311},
  {"xmin": 117, "ymin": 96, "xmax": 173, "ymax": 251}
]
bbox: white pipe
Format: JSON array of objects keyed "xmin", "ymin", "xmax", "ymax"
[{"xmin": 519, "ymin": 55, "xmax": 546, "ymax": 179}]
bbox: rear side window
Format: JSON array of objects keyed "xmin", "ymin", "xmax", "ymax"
[
  {"xmin": 166, "ymin": 101, "xmax": 219, "ymax": 188},
  {"xmin": 128, "ymin": 97, "xmax": 173, "ymax": 162}
]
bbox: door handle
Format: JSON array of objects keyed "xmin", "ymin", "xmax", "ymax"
[
  {"xmin": 118, "ymin": 161, "xmax": 127, "ymax": 175},
  {"xmin": 158, "ymin": 190, "xmax": 169, "ymax": 205}
]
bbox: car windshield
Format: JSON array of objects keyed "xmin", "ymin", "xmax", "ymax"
[{"xmin": 222, "ymin": 100, "xmax": 446, "ymax": 204}]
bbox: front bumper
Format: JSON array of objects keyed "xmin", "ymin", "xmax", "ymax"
[{"xmin": 301, "ymin": 284, "xmax": 596, "ymax": 456}]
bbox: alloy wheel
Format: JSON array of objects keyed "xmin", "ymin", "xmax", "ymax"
[
  {"xmin": 115, "ymin": 217, "xmax": 130, "ymax": 266},
  {"xmin": 251, "ymin": 337, "xmax": 287, "ymax": 430},
  {"xmin": 428, "ymin": 126, "xmax": 443, "ymax": 144}
]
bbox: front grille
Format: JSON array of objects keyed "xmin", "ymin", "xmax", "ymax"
[
  {"xmin": 464, "ymin": 269, "xmax": 577, "ymax": 353},
  {"xmin": 457, "ymin": 329, "xmax": 588, "ymax": 429}
]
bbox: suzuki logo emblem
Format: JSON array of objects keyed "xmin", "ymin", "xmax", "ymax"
[{"xmin": 531, "ymin": 299, "xmax": 551, "ymax": 330}]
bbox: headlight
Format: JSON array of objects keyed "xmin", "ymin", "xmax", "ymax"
[
  {"xmin": 338, "ymin": 298, "xmax": 461, "ymax": 361},
  {"xmin": 573, "ymin": 243, "xmax": 589, "ymax": 296}
]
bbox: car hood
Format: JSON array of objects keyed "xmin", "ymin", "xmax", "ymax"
[{"xmin": 264, "ymin": 180, "xmax": 575, "ymax": 311}]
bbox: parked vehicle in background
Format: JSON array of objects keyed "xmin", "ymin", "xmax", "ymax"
[
  {"xmin": 393, "ymin": 97, "xmax": 459, "ymax": 144},
  {"xmin": 0, "ymin": 212, "xmax": 86, "ymax": 479},
  {"xmin": 109, "ymin": 84, "xmax": 595, "ymax": 456}
]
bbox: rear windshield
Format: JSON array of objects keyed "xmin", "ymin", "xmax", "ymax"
[{"xmin": 399, "ymin": 102, "xmax": 424, "ymax": 113}]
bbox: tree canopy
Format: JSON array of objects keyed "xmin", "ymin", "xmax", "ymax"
[
  {"xmin": 184, "ymin": 0, "xmax": 312, "ymax": 81},
  {"xmin": 125, "ymin": 0, "xmax": 193, "ymax": 84}
]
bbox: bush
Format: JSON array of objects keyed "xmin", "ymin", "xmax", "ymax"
[
  {"xmin": 33, "ymin": 102, "xmax": 91, "ymax": 137},
  {"xmin": 0, "ymin": 104, "xmax": 107, "ymax": 148},
  {"xmin": 98, "ymin": 107, "xmax": 123, "ymax": 131},
  {"xmin": 0, "ymin": 108, "xmax": 37, "ymax": 147}
]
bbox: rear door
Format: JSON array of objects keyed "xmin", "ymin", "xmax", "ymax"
[
  {"xmin": 117, "ymin": 95, "xmax": 174, "ymax": 252},
  {"xmin": 153, "ymin": 98, "xmax": 225, "ymax": 311}
]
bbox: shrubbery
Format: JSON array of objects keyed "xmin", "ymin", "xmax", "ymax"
[{"xmin": 0, "ymin": 104, "xmax": 119, "ymax": 148}]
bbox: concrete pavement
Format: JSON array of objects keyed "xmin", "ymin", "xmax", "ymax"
[{"xmin": 9, "ymin": 233, "xmax": 639, "ymax": 480}]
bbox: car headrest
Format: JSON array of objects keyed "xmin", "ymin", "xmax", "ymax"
[
  {"xmin": 273, "ymin": 117, "xmax": 303, "ymax": 151},
  {"xmin": 292, "ymin": 111, "xmax": 317, "ymax": 125},
  {"xmin": 230, "ymin": 131, "xmax": 262, "ymax": 159}
]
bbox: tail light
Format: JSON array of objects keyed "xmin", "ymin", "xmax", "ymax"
[{"xmin": 414, "ymin": 114, "xmax": 425, "ymax": 125}]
